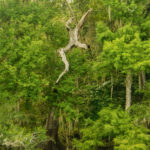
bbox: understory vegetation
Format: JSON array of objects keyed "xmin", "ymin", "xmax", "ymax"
[{"xmin": 0, "ymin": 0, "xmax": 150, "ymax": 150}]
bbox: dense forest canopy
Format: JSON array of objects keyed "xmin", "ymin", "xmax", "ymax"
[{"xmin": 0, "ymin": 0, "xmax": 150, "ymax": 150}]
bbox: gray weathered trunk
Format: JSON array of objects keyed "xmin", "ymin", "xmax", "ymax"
[{"xmin": 125, "ymin": 71, "xmax": 132, "ymax": 110}]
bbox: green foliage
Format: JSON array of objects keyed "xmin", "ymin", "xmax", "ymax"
[
  {"xmin": 0, "ymin": 1, "xmax": 63, "ymax": 149},
  {"xmin": 0, "ymin": 0, "xmax": 150, "ymax": 150},
  {"xmin": 95, "ymin": 24, "xmax": 150, "ymax": 78},
  {"xmin": 74, "ymin": 107, "xmax": 150, "ymax": 150},
  {"xmin": 0, "ymin": 125, "xmax": 47, "ymax": 149},
  {"xmin": 96, "ymin": 21, "xmax": 114, "ymax": 43}
]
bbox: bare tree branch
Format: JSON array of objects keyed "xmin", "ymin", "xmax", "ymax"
[
  {"xmin": 56, "ymin": 8, "xmax": 92, "ymax": 84},
  {"xmin": 56, "ymin": 49, "xmax": 69, "ymax": 84},
  {"xmin": 75, "ymin": 41, "xmax": 88, "ymax": 49},
  {"xmin": 75, "ymin": 8, "xmax": 93, "ymax": 31},
  {"xmin": 65, "ymin": 17, "xmax": 74, "ymax": 31},
  {"xmin": 65, "ymin": 0, "xmax": 74, "ymax": 17}
]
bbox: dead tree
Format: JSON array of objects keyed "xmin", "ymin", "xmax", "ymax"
[{"xmin": 56, "ymin": 8, "xmax": 92, "ymax": 83}]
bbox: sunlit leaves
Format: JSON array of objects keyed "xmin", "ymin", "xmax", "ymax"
[{"xmin": 74, "ymin": 107, "xmax": 150, "ymax": 150}]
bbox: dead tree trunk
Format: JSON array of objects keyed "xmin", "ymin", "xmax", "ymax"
[
  {"xmin": 56, "ymin": 8, "xmax": 92, "ymax": 83},
  {"xmin": 125, "ymin": 71, "xmax": 132, "ymax": 110}
]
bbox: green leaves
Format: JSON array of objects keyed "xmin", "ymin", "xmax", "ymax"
[
  {"xmin": 0, "ymin": 1, "xmax": 63, "ymax": 149},
  {"xmin": 96, "ymin": 24, "xmax": 149, "ymax": 76},
  {"xmin": 0, "ymin": 0, "xmax": 150, "ymax": 150},
  {"xmin": 74, "ymin": 107, "xmax": 150, "ymax": 150},
  {"xmin": 96, "ymin": 21, "xmax": 114, "ymax": 43},
  {"xmin": 0, "ymin": 125, "xmax": 48, "ymax": 149}
]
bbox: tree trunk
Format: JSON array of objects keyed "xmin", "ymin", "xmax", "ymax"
[
  {"xmin": 44, "ymin": 112, "xmax": 65, "ymax": 150},
  {"xmin": 108, "ymin": 5, "xmax": 111, "ymax": 21},
  {"xmin": 139, "ymin": 71, "xmax": 146, "ymax": 90},
  {"xmin": 125, "ymin": 71, "xmax": 132, "ymax": 110},
  {"xmin": 110, "ymin": 75, "xmax": 113, "ymax": 99}
]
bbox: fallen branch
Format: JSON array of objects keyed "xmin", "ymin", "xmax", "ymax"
[{"xmin": 56, "ymin": 8, "xmax": 92, "ymax": 83}]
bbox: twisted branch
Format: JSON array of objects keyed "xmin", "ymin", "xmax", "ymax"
[{"xmin": 56, "ymin": 8, "xmax": 92, "ymax": 83}]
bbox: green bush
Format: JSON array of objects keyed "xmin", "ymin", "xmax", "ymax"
[{"xmin": 74, "ymin": 107, "xmax": 150, "ymax": 150}]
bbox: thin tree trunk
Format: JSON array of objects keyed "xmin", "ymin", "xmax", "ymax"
[
  {"xmin": 76, "ymin": 76, "xmax": 79, "ymax": 88},
  {"xmin": 65, "ymin": 0, "xmax": 74, "ymax": 17},
  {"xmin": 111, "ymin": 75, "xmax": 113, "ymax": 99},
  {"xmin": 108, "ymin": 5, "xmax": 111, "ymax": 21},
  {"xmin": 139, "ymin": 71, "xmax": 146, "ymax": 90},
  {"xmin": 142, "ymin": 71, "xmax": 146, "ymax": 88},
  {"xmin": 125, "ymin": 71, "xmax": 132, "ymax": 110}
]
